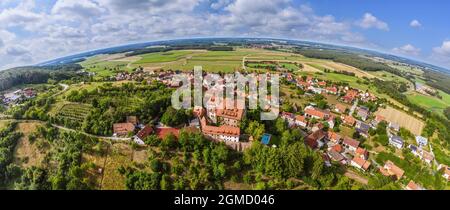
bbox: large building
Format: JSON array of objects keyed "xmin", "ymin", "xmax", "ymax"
[
  {"xmin": 206, "ymin": 97, "xmax": 245, "ymax": 127},
  {"xmin": 200, "ymin": 117, "xmax": 240, "ymax": 142}
]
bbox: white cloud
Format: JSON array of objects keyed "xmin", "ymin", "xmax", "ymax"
[
  {"xmin": 410, "ymin": 19, "xmax": 422, "ymax": 28},
  {"xmin": 392, "ymin": 44, "xmax": 421, "ymax": 56},
  {"xmin": 356, "ymin": 13, "xmax": 389, "ymax": 31},
  {"xmin": 430, "ymin": 41, "xmax": 450, "ymax": 67},
  {"xmin": 5, "ymin": 45, "xmax": 30, "ymax": 56},
  {"xmin": 52, "ymin": 0, "xmax": 105, "ymax": 18},
  {"xmin": 211, "ymin": 0, "xmax": 232, "ymax": 10}
]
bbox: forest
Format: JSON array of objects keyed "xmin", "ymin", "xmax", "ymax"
[{"xmin": 0, "ymin": 64, "xmax": 83, "ymax": 92}]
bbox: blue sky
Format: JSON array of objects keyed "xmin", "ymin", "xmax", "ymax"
[{"xmin": 0, "ymin": 0, "xmax": 449, "ymax": 70}]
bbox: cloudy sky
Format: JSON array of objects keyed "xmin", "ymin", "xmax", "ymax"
[{"xmin": 0, "ymin": 0, "xmax": 449, "ymax": 70}]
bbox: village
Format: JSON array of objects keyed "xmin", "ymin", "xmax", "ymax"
[
  {"xmin": 108, "ymin": 69, "xmax": 450, "ymax": 190},
  {"xmin": 0, "ymin": 88, "xmax": 37, "ymax": 106}
]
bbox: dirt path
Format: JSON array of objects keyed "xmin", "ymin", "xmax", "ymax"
[{"xmin": 344, "ymin": 169, "xmax": 369, "ymax": 185}]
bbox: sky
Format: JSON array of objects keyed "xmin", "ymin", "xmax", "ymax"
[{"xmin": 0, "ymin": 0, "xmax": 449, "ymax": 70}]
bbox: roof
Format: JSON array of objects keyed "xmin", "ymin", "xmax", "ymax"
[
  {"xmin": 352, "ymin": 156, "xmax": 371, "ymax": 170},
  {"xmin": 135, "ymin": 125, "xmax": 154, "ymax": 140},
  {"xmin": 331, "ymin": 144, "xmax": 343, "ymax": 153},
  {"xmin": 343, "ymin": 137, "xmax": 360, "ymax": 148},
  {"xmin": 406, "ymin": 180, "xmax": 423, "ymax": 190},
  {"xmin": 356, "ymin": 147, "xmax": 368, "ymax": 157},
  {"xmin": 326, "ymin": 86, "xmax": 338, "ymax": 93},
  {"xmin": 305, "ymin": 107, "xmax": 329, "ymax": 119},
  {"xmin": 215, "ymin": 99, "xmax": 245, "ymax": 120},
  {"xmin": 343, "ymin": 115, "xmax": 356, "ymax": 125},
  {"xmin": 335, "ymin": 104, "xmax": 346, "ymax": 112},
  {"xmin": 261, "ymin": 134, "xmax": 272, "ymax": 145},
  {"xmin": 113, "ymin": 123, "xmax": 135, "ymax": 134},
  {"xmin": 380, "ymin": 160, "xmax": 404, "ymax": 179},
  {"xmin": 200, "ymin": 117, "xmax": 241, "ymax": 137},
  {"xmin": 281, "ymin": 112, "xmax": 295, "ymax": 119},
  {"xmin": 295, "ymin": 115, "xmax": 307, "ymax": 123},
  {"xmin": 420, "ymin": 150, "xmax": 434, "ymax": 161},
  {"xmin": 328, "ymin": 150, "xmax": 345, "ymax": 161},
  {"xmin": 390, "ymin": 135, "xmax": 404, "ymax": 144},
  {"xmin": 156, "ymin": 127, "xmax": 180, "ymax": 139},
  {"xmin": 305, "ymin": 130, "xmax": 326, "ymax": 149},
  {"xmin": 375, "ymin": 115, "xmax": 385, "ymax": 122},
  {"xmin": 327, "ymin": 131, "xmax": 341, "ymax": 142}
]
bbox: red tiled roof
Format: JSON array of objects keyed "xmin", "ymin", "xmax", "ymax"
[
  {"xmin": 295, "ymin": 115, "xmax": 307, "ymax": 123},
  {"xmin": 335, "ymin": 104, "xmax": 346, "ymax": 113},
  {"xmin": 380, "ymin": 160, "xmax": 404, "ymax": 180},
  {"xmin": 113, "ymin": 123, "xmax": 135, "ymax": 135},
  {"xmin": 200, "ymin": 117, "xmax": 240, "ymax": 137},
  {"xmin": 406, "ymin": 180, "xmax": 422, "ymax": 190},
  {"xmin": 326, "ymin": 86, "xmax": 338, "ymax": 93},
  {"xmin": 305, "ymin": 130, "xmax": 326, "ymax": 149},
  {"xmin": 305, "ymin": 107, "xmax": 329, "ymax": 119},
  {"xmin": 352, "ymin": 156, "xmax": 371, "ymax": 170},
  {"xmin": 343, "ymin": 115, "xmax": 356, "ymax": 125},
  {"xmin": 343, "ymin": 137, "xmax": 360, "ymax": 148},
  {"xmin": 356, "ymin": 147, "xmax": 368, "ymax": 156},
  {"xmin": 136, "ymin": 125, "xmax": 154, "ymax": 140},
  {"xmin": 156, "ymin": 127, "xmax": 180, "ymax": 139},
  {"xmin": 327, "ymin": 131, "xmax": 341, "ymax": 142},
  {"xmin": 331, "ymin": 144, "xmax": 343, "ymax": 153}
]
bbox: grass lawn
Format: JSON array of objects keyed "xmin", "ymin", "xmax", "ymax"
[{"xmin": 406, "ymin": 91, "xmax": 450, "ymax": 115}]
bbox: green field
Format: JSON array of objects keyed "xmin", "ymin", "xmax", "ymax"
[
  {"xmin": 133, "ymin": 50, "xmax": 195, "ymax": 64},
  {"xmin": 406, "ymin": 90, "xmax": 450, "ymax": 115},
  {"xmin": 80, "ymin": 55, "xmax": 131, "ymax": 78}
]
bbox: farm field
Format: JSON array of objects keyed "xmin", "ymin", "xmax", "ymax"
[
  {"xmin": 375, "ymin": 106, "xmax": 424, "ymax": 136},
  {"xmin": 406, "ymin": 90, "xmax": 450, "ymax": 115}
]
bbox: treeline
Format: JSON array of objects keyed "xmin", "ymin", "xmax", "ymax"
[
  {"xmin": 295, "ymin": 49, "xmax": 403, "ymax": 75},
  {"xmin": 422, "ymin": 70, "xmax": 450, "ymax": 94},
  {"xmin": 125, "ymin": 45, "xmax": 233, "ymax": 56},
  {"xmin": 0, "ymin": 122, "xmax": 22, "ymax": 187},
  {"xmin": 0, "ymin": 64, "xmax": 82, "ymax": 91}
]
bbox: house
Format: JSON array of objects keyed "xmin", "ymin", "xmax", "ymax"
[
  {"xmin": 389, "ymin": 135, "xmax": 404, "ymax": 149},
  {"xmin": 389, "ymin": 122, "xmax": 400, "ymax": 132},
  {"xmin": 405, "ymin": 180, "xmax": 425, "ymax": 190},
  {"xmin": 356, "ymin": 121, "xmax": 370, "ymax": 138},
  {"xmin": 351, "ymin": 156, "xmax": 371, "ymax": 171},
  {"xmin": 355, "ymin": 147, "xmax": 369, "ymax": 160},
  {"xmin": 280, "ymin": 112, "xmax": 296, "ymax": 127},
  {"xmin": 295, "ymin": 115, "xmax": 308, "ymax": 128},
  {"xmin": 305, "ymin": 130, "xmax": 327, "ymax": 149},
  {"xmin": 200, "ymin": 117, "xmax": 240, "ymax": 142},
  {"xmin": 304, "ymin": 106, "xmax": 330, "ymax": 120},
  {"xmin": 318, "ymin": 81, "xmax": 327, "ymax": 87},
  {"xmin": 330, "ymin": 144, "xmax": 343, "ymax": 153},
  {"xmin": 113, "ymin": 123, "xmax": 135, "ymax": 137},
  {"xmin": 371, "ymin": 115, "xmax": 385, "ymax": 127},
  {"xmin": 356, "ymin": 106, "xmax": 370, "ymax": 121},
  {"xmin": 408, "ymin": 144, "xmax": 420, "ymax": 156},
  {"xmin": 156, "ymin": 127, "xmax": 180, "ymax": 139},
  {"xmin": 327, "ymin": 131, "xmax": 341, "ymax": 144},
  {"xmin": 420, "ymin": 150, "xmax": 434, "ymax": 165},
  {"xmin": 327, "ymin": 116, "xmax": 335, "ymax": 129},
  {"xmin": 326, "ymin": 86, "xmax": 338, "ymax": 95},
  {"xmin": 342, "ymin": 89, "xmax": 358, "ymax": 104},
  {"xmin": 440, "ymin": 165, "xmax": 450, "ymax": 181},
  {"xmin": 133, "ymin": 125, "xmax": 154, "ymax": 145},
  {"xmin": 311, "ymin": 123, "xmax": 324, "ymax": 133},
  {"xmin": 343, "ymin": 137, "xmax": 360, "ymax": 152},
  {"xmin": 415, "ymin": 136, "xmax": 428, "ymax": 147},
  {"xmin": 327, "ymin": 150, "xmax": 346, "ymax": 164},
  {"xmin": 215, "ymin": 99, "xmax": 245, "ymax": 127},
  {"xmin": 261, "ymin": 133, "xmax": 272, "ymax": 145},
  {"xmin": 334, "ymin": 104, "xmax": 346, "ymax": 113},
  {"xmin": 380, "ymin": 160, "xmax": 404, "ymax": 180},
  {"xmin": 342, "ymin": 115, "xmax": 356, "ymax": 126}
]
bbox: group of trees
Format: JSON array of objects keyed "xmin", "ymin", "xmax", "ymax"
[
  {"xmin": 0, "ymin": 122, "xmax": 22, "ymax": 187},
  {"xmin": 14, "ymin": 125, "xmax": 97, "ymax": 190},
  {"xmin": 123, "ymin": 130, "xmax": 235, "ymax": 190},
  {"xmin": 0, "ymin": 65, "xmax": 82, "ymax": 92}
]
